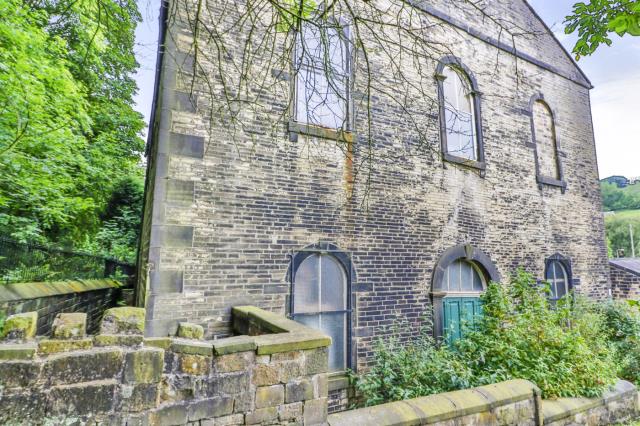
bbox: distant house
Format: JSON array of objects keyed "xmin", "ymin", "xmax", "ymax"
[
  {"xmin": 137, "ymin": 0, "xmax": 610, "ymax": 412},
  {"xmin": 610, "ymin": 258, "xmax": 640, "ymax": 300},
  {"xmin": 602, "ymin": 175, "xmax": 630, "ymax": 188}
]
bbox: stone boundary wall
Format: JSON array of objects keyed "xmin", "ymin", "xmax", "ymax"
[
  {"xmin": 327, "ymin": 379, "xmax": 638, "ymax": 426},
  {"xmin": 610, "ymin": 260, "xmax": 640, "ymax": 300},
  {"xmin": 0, "ymin": 305, "xmax": 330, "ymax": 425},
  {"xmin": 0, "ymin": 279, "xmax": 123, "ymax": 335}
]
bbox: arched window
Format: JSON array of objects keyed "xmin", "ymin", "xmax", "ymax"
[
  {"xmin": 529, "ymin": 94, "xmax": 566, "ymax": 191},
  {"xmin": 291, "ymin": 245, "xmax": 352, "ymax": 372},
  {"xmin": 432, "ymin": 245, "xmax": 499, "ymax": 345},
  {"xmin": 544, "ymin": 255, "xmax": 572, "ymax": 301},
  {"xmin": 436, "ymin": 57, "xmax": 485, "ymax": 170}
]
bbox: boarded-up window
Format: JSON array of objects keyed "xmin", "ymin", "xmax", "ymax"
[{"xmin": 533, "ymin": 100, "xmax": 560, "ymax": 180}]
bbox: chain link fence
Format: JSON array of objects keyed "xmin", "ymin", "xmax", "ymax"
[{"xmin": 0, "ymin": 237, "xmax": 135, "ymax": 284}]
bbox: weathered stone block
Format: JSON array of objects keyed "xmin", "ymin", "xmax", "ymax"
[
  {"xmin": 305, "ymin": 347, "xmax": 329, "ymax": 375},
  {"xmin": 38, "ymin": 338, "xmax": 92, "ymax": 354},
  {"xmin": 313, "ymin": 373, "xmax": 329, "ymax": 398},
  {"xmin": 179, "ymin": 353, "xmax": 210, "ymax": 375},
  {"xmin": 120, "ymin": 383, "xmax": 160, "ymax": 412},
  {"xmin": 43, "ymin": 348, "xmax": 123, "ymax": 385},
  {"xmin": 213, "ymin": 335, "xmax": 257, "ymax": 355},
  {"xmin": 47, "ymin": 380, "xmax": 117, "ymax": 416},
  {"xmin": 0, "ymin": 343, "xmax": 36, "ymax": 360},
  {"xmin": 177, "ymin": 322, "xmax": 204, "ymax": 340},
  {"xmin": 171, "ymin": 339, "xmax": 213, "ymax": 356},
  {"xmin": 213, "ymin": 372, "xmax": 250, "ymax": 395},
  {"xmin": 286, "ymin": 379, "xmax": 314, "ymax": 403},
  {"xmin": 0, "ymin": 360, "xmax": 41, "ymax": 388},
  {"xmin": 303, "ymin": 397, "xmax": 328, "ymax": 425},
  {"xmin": 279, "ymin": 401, "xmax": 304, "ymax": 422},
  {"xmin": 252, "ymin": 363, "xmax": 279, "ymax": 386},
  {"xmin": 100, "ymin": 307, "xmax": 145, "ymax": 335},
  {"xmin": 210, "ymin": 413, "xmax": 245, "ymax": 426},
  {"xmin": 187, "ymin": 396, "xmax": 234, "ymax": 421},
  {"xmin": 233, "ymin": 390, "xmax": 254, "ymax": 413},
  {"xmin": 255, "ymin": 384, "xmax": 285, "ymax": 409},
  {"xmin": 149, "ymin": 403, "xmax": 189, "ymax": 425},
  {"xmin": 1, "ymin": 312, "xmax": 37, "ymax": 341},
  {"xmin": 0, "ymin": 390, "xmax": 46, "ymax": 424},
  {"xmin": 214, "ymin": 351, "xmax": 254, "ymax": 373},
  {"xmin": 145, "ymin": 337, "xmax": 173, "ymax": 350},
  {"xmin": 52, "ymin": 312, "xmax": 86, "ymax": 339},
  {"xmin": 124, "ymin": 347, "xmax": 165, "ymax": 384},
  {"xmin": 95, "ymin": 334, "xmax": 144, "ymax": 347},
  {"xmin": 245, "ymin": 406, "xmax": 278, "ymax": 425}
]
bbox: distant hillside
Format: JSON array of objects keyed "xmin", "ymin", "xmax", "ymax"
[
  {"xmin": 600, "ymin": 176, "xmax": 640, "ymax": 212},
  {"xmin": 601, "ymin": 176, "xmax": 640, "ymax": 258}
]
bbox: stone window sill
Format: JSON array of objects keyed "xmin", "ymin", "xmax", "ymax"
[
  {"xmin": 537, "ymin": 175, "xmax": 567, "ymax": 192},
  {"xmin": 288, "ymin": 121, "xmax": 355, "ymax": 144},
  {"xmin": 443, "ymin": 153, "xmax": 486, "ymax": 173}
]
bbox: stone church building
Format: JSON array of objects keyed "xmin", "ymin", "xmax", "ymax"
[{"xmin": 138, "ymin": 0, "xmax": 609, "ymax": 408}]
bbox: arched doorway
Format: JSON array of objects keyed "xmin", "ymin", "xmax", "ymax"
[{"xmin": 431, "ymin": 244, "xmax": 500, "ymax": 345}]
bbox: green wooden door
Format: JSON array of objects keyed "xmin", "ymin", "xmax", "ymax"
[{"xmin": 443, "ymin": 297, "xmax": 482, "ymax": 346}]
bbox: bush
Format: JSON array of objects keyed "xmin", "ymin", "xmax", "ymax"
[
  {"xmin": 457, "ymin": 269, "xmax": 617, "ymax": 398},
  {"xmin": 598, "ymin": 300, "xmax": 640, "ymax": 385},
  {"xmin": 355, "ymin": 269, "xmax": 619, "ymax": 406},
  {"xmin": 354, "ymin": 320, "xmax": 472, "ymax": 407}
]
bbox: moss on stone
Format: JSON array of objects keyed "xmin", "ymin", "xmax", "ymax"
[
  {"xmin": 38, "ymin": 338, "xmax": 93, "ymax": 354},
  {"xmin": 100, "ymin": 307, "xmax": 145, "ymax": 335},
  {"xmin": 177, "ymin": 322, "xmax": 204, "ymax": 340},
  {"xmin": 143, "ymin": 337, "xmax": 172, "ymax": 350},
  {"xmin": 1, "ymin": 312, "xmax": 37, "ymax": 341},
  {"xmin": 52, "ymin": 313, "xmax": 87, "ymax": 339},
  {"xmin": 212, "ymin": 335, "xmax": 256, "ymax": 355},
  {"xmin": 0, "ymin": 343, "xmax": 37, "ymax": 360},
  {"xmin": 94, "ymin": 334, "xmax": 143, "ymax": 347}
]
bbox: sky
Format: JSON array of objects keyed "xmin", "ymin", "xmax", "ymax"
[{"xmin": 132, "ymin": 0, "xmax": 640, "ymax": 179}]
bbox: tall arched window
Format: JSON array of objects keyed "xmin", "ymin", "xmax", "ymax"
[
  {"xmin": 436, "ymin": 57, "xmax": 485, "ymax": 170},
  {"xmin": 432, "ymin": 245, "xmax": 499, "ymax": 345},
  {"xmin": 544, "ymin": 254, "xmax": 572, "ymax": 301},
  {"xmin": 291, "ymin": 245, "xmax": 352, "ymax": 372},
  {"xmin": 529, "ymin": 94, "xmax": 566, "ymax": 191}
]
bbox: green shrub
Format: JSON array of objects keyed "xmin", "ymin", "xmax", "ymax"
[
  {"xmin": 456, "ymin": 269, "xmax": 617, "ymax": 398},
  {"xmin": 355, "ymin": 269, "xmax": 619, "ymax": 406},
  {"xmin": 598, "ymin": 300, "xmax": 640, "ymax": 384},
  {"xmin": 354, "ymin": 320, "xmax": 472, "ymax": 407}
]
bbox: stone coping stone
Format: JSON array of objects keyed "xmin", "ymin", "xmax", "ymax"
[
  {"xmin": 212, "ymin": 335, "xmax": 256, "ymax": 355},
  {"xmin": 0, "ymin": 343, "xmax": 37, "ymax": 360},
  {"xmin": 232, "ymin": 306, "xmax": 331, "ymax": 354},
  {"xmin": 144, "ymin": 337, "xmax": 172, "ymax": 350},
  {"xmin": 100, "ymin": 307, "xmax": 145, "ymax": 335},
  {"xmin": 254, "ymin": 332, "xmax": 331, "ymax": 355},
  {"xmin": 542, "ymin": 380, "xmax": 636, "ymax": 424},
  {"xmin": 327, "ymin": 379, "xmax": 539, "ymax": 426},
  {"xmin": 0, "ymin": 279, "xmax": 121, "ymax": 302},
  {"xmin": 171, "ymin": 339, "xmax": 213, "ymax": 356},
  {"xmin": 94, "ymin": 334, "xmax": 144, "ymax": 347},
  {"xmin": 38, "ymin": 338, "xmax": 93, "ymax": 354}
]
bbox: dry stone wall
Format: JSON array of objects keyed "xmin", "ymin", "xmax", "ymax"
[{"xmin": 0, "ymin": 306, "xmax": 330, "ymax": 425}]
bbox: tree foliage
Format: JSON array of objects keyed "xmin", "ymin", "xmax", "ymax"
[
  {"xmin": 565, "ymin": 0, "xmax": 640, "ymax": 59},
  {"xmin": 0, "ymin": 0, "xmax": 145, "ymax": 261}
]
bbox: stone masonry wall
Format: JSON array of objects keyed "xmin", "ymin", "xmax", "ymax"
[
  {"xmin": 0, "ymin": 279, "xmax": 122, "ymax": 335},
  {"xmin": 327, "ymin": 380, "xmax": 638, "ymax": 426},
  {"xmin": 139, "ymin": 0, "xmax": 610, "ymax": 376},
  {"xmin": 0, "ymin": 306, "xmax": 330, "ymax": 425},
  {"xmin": 610, "ymin": 260, "xmax": 640, "ymax": 300}
]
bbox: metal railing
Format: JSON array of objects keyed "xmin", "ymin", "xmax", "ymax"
[{"xmin": 0, "ymin": 237, "xmax": 135, "ymax": 284}]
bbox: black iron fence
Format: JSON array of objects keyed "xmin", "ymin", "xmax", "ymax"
[{"xmin": 0, "ymin": 237, "xmax": 135, "ymax": 284}]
